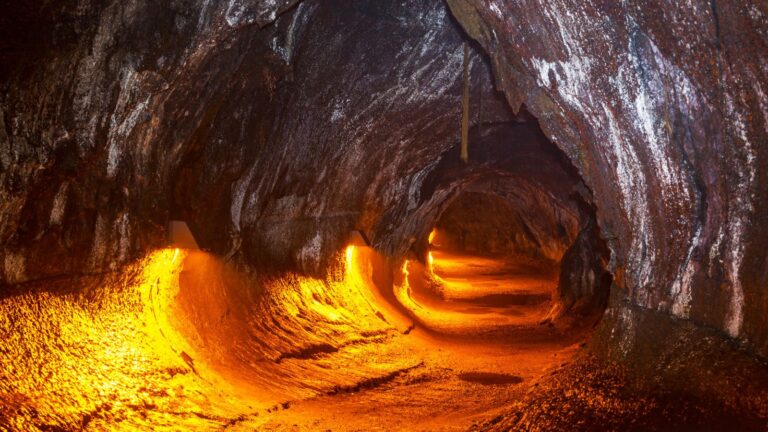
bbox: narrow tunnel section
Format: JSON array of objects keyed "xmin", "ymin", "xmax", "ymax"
[
  {"xmin": 398, "ymin": 113, "xmax": 612, "ymax": 338},
  {"xmin": 426, "ymin": 189, "xmax": 569, "ymax": 328}
]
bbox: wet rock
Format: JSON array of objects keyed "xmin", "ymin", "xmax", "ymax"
[
  {"xmin": 1, "ymin": 0, "xmax": 765, "ymax": 417},
  {"xmin": 553, "ymin": 221, "xmax": 612, "ymax": 320},
  {"xmin": 0, "ymin": 0, "xmax": 499, "ymax": 282},
  {"xmin": 0, "ymin": 0, "xmax": 300, "ymax": 282},
  {"xmin": 445, "ymin": 0, "xmax": 768, "ymax": 357}
]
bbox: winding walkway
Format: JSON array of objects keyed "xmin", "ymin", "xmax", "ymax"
[{"xmin": 253, "ymin": 251, "xmax": 585, "ymax": 431}]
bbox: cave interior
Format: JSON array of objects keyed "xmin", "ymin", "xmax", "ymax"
[{"xmin": 1, "ymin": 0, "xmax": 767, "ymax": 431}]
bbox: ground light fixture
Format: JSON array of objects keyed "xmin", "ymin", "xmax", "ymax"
[{"xmin": 166, "ymin": 220, "xmax": 199, "ymax": 250}]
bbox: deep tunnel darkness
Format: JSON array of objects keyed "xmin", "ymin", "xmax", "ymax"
[{"xmin": 1, "ymin": 0, "xmax": 767, "ymax": 431}]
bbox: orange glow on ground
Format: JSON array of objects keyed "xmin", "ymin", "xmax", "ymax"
[
  {"xmin": 430, "ymin": 250, "xmax": 557, "ymax": 301},
  {"xmin": 397, "ymin": 250, "xmax": 557, "ymax": 336},
  {"xmin": 257, "ymin": 250, "xmax": 584, "ymax": 431},
  {"xmin": 0, "ymin": 249, "xmax": 252, "ymax": 430},
  {"xmin": 0, "ymin": 247, "xmax": 423, "ymax": 430},
  {"xmin": 0, "ymin": 245, "xmax": 582, "ymax": 431}
]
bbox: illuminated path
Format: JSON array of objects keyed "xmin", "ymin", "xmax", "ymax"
[
  {"xmin": 401, "ymin": 250, "xmax": 558, "ymax": 336},
  {"xmin": 254, "ymin": 250, "xmax": 584, "ymax": 431},
  {"xmin": 0, "ymin": 248, "xmax": 584, "ymax": 431}
]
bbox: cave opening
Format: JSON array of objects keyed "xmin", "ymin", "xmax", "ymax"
[{"xmin": 391, "ymin": 108, "xmax": 612, "ymax": 355}]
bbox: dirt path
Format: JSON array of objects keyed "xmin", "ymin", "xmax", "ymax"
[
  {"xmin": 405, "ymin": 250, "xmax": 558, "ymax": 334},
  {"xmin": 247, "ymin": 251, "xmax": 584, "ymax": 431}
]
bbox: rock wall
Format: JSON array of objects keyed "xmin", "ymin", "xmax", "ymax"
[
  {"xmin": 1, "ymin": 0, "xmax": 300, "ymax": 283},
  {"xmin": 229, "ymin": 2, "xmax": 505, "ymax": 273},
  {"xmin": 0, "ymin": 0, "xmax": 500, "ymax": 284},
  {"xmin": 2, "ymin": 0, "xmax": 766, "ymax": 362},
  {"xmin": 429, "ymin": 122, "xmax": 588, "ymax": 264},
  {"xmin": 554, "ymin": 222, "xmax": 612, "ymax": 319},
  {"xmin": 445, "ymin": 0, "xmax": 768, "ymax": 357},
  {"xmin": 435, "ymin": 189, "xmax": 576, "ymax": 262}
]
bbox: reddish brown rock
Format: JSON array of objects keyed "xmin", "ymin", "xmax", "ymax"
[
  {"xmin": 0, "ymin": 2, "xmax": 765, "ymax": 429},
  {"xmin": 445, "ymin": 0, "xmax": 768, "ymax": 358}
]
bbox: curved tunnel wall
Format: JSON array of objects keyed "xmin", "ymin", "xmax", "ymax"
[
  {"xmin": 444, "ymin": 0, "xmax": 768, "ymax": 358},
  {"xmin": 434, "ymin": 188, "xmax": 578, "ymax": 263},
  {"xmin": 0, "ymin": 0, "xmax": 510, "ymax": 281},
  {"xmin": 0, "ymin": 245, "xmax": 425, "ymax": 429},
  {"xmin": 0, "ymin": 0, "xmax": 766, "ymax": 377}
]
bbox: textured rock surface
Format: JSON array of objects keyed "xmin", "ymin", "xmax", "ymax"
[
  {"xmin": 1, "ymin": 0, "xmax": 766, "ymax": 409},
  {"xmin": 445, "ymin": 0, "xmax": 768, "ymax": 358},
  {"xmin": 427, "ymin": 119, "xmax": 586, "ymax": 263},
  {"xmin": 4, "ymin": 0, "xmax": 552, "ymax": 291},
  {"xmin": 553, "ymin": 222, "xmax": 612, "ymax": 319},
  {"xmin": 473, "ymin": 349, "xmax": 768, "ymax": 432},
  {"xmin": 1, "ymin": 0, "xmax": 301, "ymax": 282},
  {"xmin": 0, "ymin": 0, "xmax": 498, "ymax": 282},
  {"xmin": 1, "ymin": 0, "xmax": 767, "ymax": 430},
  {"xmin": 435, "ymin": 190, "xmax": 577, "ymax": 261}
]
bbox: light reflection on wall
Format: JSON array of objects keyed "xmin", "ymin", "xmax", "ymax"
[
  {"xmin": 0, "ymin": 248, "xmax": 250, "ymax": 431},
  {"xmin": 0, "ymin": 245, "xmax": 424, "ymax": 430},
  {"xmin": 394, "ymin": 260, "xmax": 424, "ymax": 314}
]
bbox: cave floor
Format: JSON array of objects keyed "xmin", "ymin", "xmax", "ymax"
[
  {"xmin": 241, "ymin": 332, "xmax": 583, "ymax": 432},
  {"xmin": 240, "ymin": 250, "xmax": 768, "ymax": 432},
  {"xmin": 408, "ymin": 250, "xmax": 557, "ymax": 334},
  {"xmin": 3, "ymin": 250, "xmax": 764, "ymax": 431},
  {"xmin": 242, "ymin": 252, "xmax": 585, "ymax": 431}
]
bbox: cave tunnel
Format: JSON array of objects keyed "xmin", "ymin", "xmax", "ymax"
[{"xmin": 1, "ymin": 0, "xmax": 767, "ymax": 431}]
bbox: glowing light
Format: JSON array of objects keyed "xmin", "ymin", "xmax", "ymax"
[
  {"xmin": 0, "ymin": 248, "xmax": 252, "ymax": 430},
  {"xmin": 0, "ymin": 244, "xmax": 422, "ymax": 429},
  {"xmin": 428, "ymin": 251, "xmax": 435, "ymax": 274},
  {"xmin": 346, "ymin": 245, "xmax": 355, "ymax": 269},
  {"xmin": 395, "ymin": 259, "xmax": 423, "ymax": 312},
  {"xmin": 428, "ymin": 229, "xmax": 437, "ymax": 244}
]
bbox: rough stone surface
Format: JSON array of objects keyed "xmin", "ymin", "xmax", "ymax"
[
  {"xmin": 0, "ymin": 0, "xmax": 500, "ymax": 282},
  {"xmin": 472, "ymin": 350, "xmax": 768, "ymax": 432},
  {"xmin": 554, "ymin": 222, "xmax": 612, "ymax": 319},
  {"xmin": 1, "ymin": 1, "xmax": 767, "ymax": 430},
  {"xmin": 435, "ymin": 190, "xmax": 577, "ymax": 262},
  {"xmin": 445, "ymin": 0, "xmax": 768, "ymax": 358},
  {"xmin": 426, "ymin": 119, "xmax": 587, "ymax": 263},
  {"xmin": 1, "ymin": 0, "xmax": 766, "ymax": 413},
  {"xmin": 1, "ymin": 0, "xmax": 300, "ymax": 282}
]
